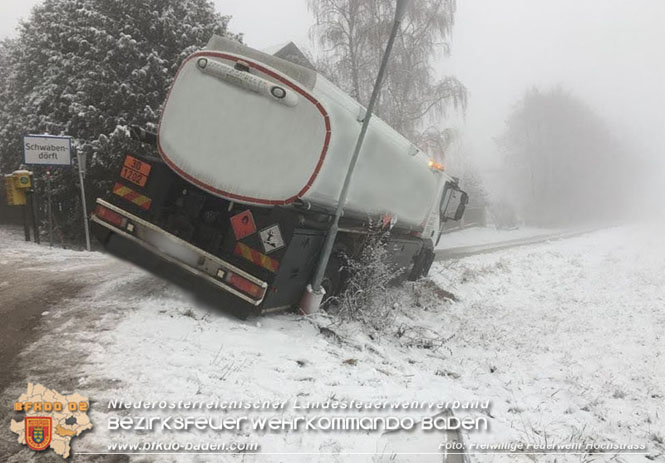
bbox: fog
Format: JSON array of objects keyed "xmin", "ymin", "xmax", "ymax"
[
  {"xmin": 2, "ymin": 0, "xmax": 664, "ymax": 219},
  {"xmin": 446, "ymin": 0, "xmax": 665, "ymax": 214}
]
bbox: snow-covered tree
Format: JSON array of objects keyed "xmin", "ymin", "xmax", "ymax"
[
  {"xmin": 0, "ymin": 0, "xmax": 238, "ymax": 242},
  {"xmin": 309, "ymin": 0, "xmax": 466, "ymax": 158},
  {"xmin": 0, "ymin": 40, "xmax": 11, "ymax": 86},
  {"xmin": 0, "ymin": 38, "xmax": 24, "ymax": 188}
]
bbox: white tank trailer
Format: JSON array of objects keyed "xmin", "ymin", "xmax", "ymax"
[{"xmin": 91, "ymin": 36, "xmax": 468, "ymax": 315}]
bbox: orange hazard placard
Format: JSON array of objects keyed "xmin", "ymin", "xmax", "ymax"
[
  {"xmin": 230, "ymin": 210, "xmax": 256, "ymax": 240},
  {"xmin": 121, "ymin": 155, "xmax": 151, "ymax": 187},
  {"xmin": 124, "ymin": 155, "xmax": 152, "ymax": 176},
  {"xmin": 120, "ymin": 166, "xmax": 148, "ymax": 187}
]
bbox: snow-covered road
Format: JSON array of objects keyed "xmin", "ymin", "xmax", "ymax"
[
  {"xmin": 434, "ymin": 225, "xmax": 602, "ymax": 260},
  {"xmin": 436, "ymin": 226, "xmax": 566, "ymax": 250},
  {"xmin": 1, "ymin": 222, "xmax": 663, "ymax": 462}
]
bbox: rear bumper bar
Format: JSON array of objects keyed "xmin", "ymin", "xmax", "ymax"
[{"xmin": 91, "ymin": 199, "xmax": 267, "ymax": 306}]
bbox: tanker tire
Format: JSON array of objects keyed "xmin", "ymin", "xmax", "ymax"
[
  {"xmin": 421, "ymin": 249, "xmax": 436, "ymax": 277},
  {"xmin": 408, "ymin": 248, "xmax": 434, "ymax": 281}
]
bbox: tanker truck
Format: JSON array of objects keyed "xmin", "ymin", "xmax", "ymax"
[{"xmin": 90, "ymin": 36, "xmax": 468, "ymax": 315}]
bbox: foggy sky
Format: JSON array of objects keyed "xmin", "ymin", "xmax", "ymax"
[
  {"xmin": 2, "ymin": 0, "xmax": 664, "ymax": 184},
  {"xmin": 447, "ymin": 0, "xmax": 665, "ymax": 181}
]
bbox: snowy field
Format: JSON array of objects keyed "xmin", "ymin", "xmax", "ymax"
[{"xmin": 1, "ymin": 222, "xmax": 663, "ymax": 462}]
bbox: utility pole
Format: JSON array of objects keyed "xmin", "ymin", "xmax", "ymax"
[
  {"xmin": 27, "ymin": 182, "xmax": 40, "ymax": 244},
  {"xmin": 77, "ymin": 149, "xmax": 91, "ymax": 251},
  {"xmin": 46, "ymin": 170, "xmax": 53, "ymax": 247},
  {"xmin": 300, "ymin": 0, "xmax": 409, "ymax": 314}
]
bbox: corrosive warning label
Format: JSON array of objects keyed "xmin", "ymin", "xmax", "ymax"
[{"xmin": 259, "ymin": 224, "xmax": 285, "ymax": 254}]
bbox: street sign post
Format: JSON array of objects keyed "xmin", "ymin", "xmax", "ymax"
[
  {"xmin": 23, "ymin": 134, "xmax": 73, "ymax": 248},
  {"xmin": 46, "ymin": 171, "xmax": 53, "ymax": 247},
  {"xmin": 22, "ymin": 134, "xmax": 90, "ymax": 250},
  {"xmin": 23, "ymin": 135, "xmax": 72, "ymax": 166},
  {"xmin": 76, "ymin": 150, "xmax": 91, "ymax": 251}
]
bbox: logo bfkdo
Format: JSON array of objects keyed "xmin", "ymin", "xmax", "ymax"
[
  {"xmin": 25, "ymin": 417, "xmax": 52, "ymax": 451},
  {"xmin": 11, "ymin": 383, "xmax": 93, "ymax": 458}
]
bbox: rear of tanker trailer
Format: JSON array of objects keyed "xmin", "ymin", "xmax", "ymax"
[{"xmin": 90, "ymin": 36, "xmax": 467, "ymax": 314}]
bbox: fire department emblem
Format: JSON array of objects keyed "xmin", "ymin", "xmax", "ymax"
[
  {"xmin": 25, "ymin": 417, "xmax": 52, "ymax": 451},
  {"xmin": 11, "ymin": 383, "xmax": 93, "ymax": 458}
]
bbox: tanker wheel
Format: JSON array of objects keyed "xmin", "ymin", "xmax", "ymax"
[
  {"xmin": 408, "ymin": 248, "xmax": 434, "ymax": 281},
  {"xmin": 421, "ymin": 249, "xmax": 436, "ymax": 277}
]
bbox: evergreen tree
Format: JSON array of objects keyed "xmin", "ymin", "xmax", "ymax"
[
  {"xmin": 0, "ymin": 0, "xmax": 238, "ymax": 242},
  {"xmin": 0, "ymin": 40, "xmax": 11, "ymax": 87},
  {"xmin": 0, "ymin": 39, "xmax": 21, "ymax": 174}
]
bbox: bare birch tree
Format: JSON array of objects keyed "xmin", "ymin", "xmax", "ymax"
[{"xmin": 308, "ymin": 0, "xmax": 466, "ymax": 160}]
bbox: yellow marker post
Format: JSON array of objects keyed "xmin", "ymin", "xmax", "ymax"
[
  {"xmin": 5, "ymin": 172, "xmax": 31, "ymax": 241},
  {"xmin": 14, "ymin": 170, "xmax": 32, "ymax": 189},
  {"xmin": 4, "ymin": 174, "xmax": 26, "ymax": 206}
]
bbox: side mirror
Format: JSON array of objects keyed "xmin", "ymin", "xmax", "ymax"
[{"xmin": 441, "ymin": 183, "xmax": 468, "ymax": 222}]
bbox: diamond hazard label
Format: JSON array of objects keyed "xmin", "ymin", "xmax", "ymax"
[
  {"xmin": 259, "ymin": 224, "xmax": 285, "ymax": 254},
  {"xmin": 230, "ymin": 210, "xmax": 256, "ymax": 240}
]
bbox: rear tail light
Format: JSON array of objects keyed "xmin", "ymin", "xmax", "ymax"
[
  {"xmin": 225, "ymin": 273, "xmax": 265, "ymax": 299},
  {"xmin": 94, "ymin": 204, "xmax": 127, "ymax": 228}
]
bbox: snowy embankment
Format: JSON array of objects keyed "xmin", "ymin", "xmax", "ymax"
[
  {"xmin": 1, "ymin": 222, "xmax": 663, "ymax": 462},
  {"xmin": 430, "ymin": 223, "xmax": 664, "ymax": 459}
]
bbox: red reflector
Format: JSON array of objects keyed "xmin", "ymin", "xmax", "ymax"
[
  {"xmin": 226, "ymin": 273, "xmax": 264, "ymax": 299},
  {"xmin": 94, "ymin": 205, "xmax": 126, "ymax": 228}
]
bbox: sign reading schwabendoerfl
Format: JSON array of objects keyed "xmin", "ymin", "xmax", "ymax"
[{"xmin": 23, "ymin": 135, "xmax": 72, "ymax": 166}]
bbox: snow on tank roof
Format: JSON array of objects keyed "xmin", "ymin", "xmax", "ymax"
[{"xmin": 206, "ymin": 35, "xmax": 317, "ymax": 90}]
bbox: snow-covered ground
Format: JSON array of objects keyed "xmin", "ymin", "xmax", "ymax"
[
  {"xmin": 1, "ymin": 222, "xmax": 663, "ymax": 462},
  {"xmin": 431, "ymin": 223, "xmax": 665, "ymax": 460}
]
